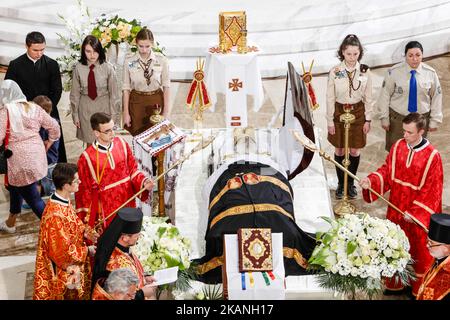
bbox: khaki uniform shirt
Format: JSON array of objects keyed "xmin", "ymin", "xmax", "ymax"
[
  {"xmin": 377, "ymin": 62, "xmax": 443, "ymax": 128},
  {"xmin": 326, "ymin": 61, "xmax": 374, "ymax": 126},
  {"xmin": 122, "ymin": 51, "xmax": 170, "ymax": 92},
  {"xmin": 70, "ymin": 61, "xmax": 119, "ymax": 123}
]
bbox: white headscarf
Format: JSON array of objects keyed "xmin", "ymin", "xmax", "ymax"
[{"xmin": 0, "ymin": 80, "xmax": 33, "ymax": 134}]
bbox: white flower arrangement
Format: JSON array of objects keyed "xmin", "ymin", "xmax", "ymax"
[
  {"xmin": 308, "ymin": 213, "xmax": 414, "ymax": 299},
  {"xmin": 56, "ymin": 0, "xmax": 92, "ymax": 91},
  {"xmin": 134, "ymin": 216, "xmax": 192, "ymax": 274},
  {"xmin": 134, "ymin": 216, "xmax": 195, "ymax": 298}
]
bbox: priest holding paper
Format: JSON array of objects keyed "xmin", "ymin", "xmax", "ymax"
[{"xmin": 92, "ymin": 207, "xmax": 157, "ymax": 300}]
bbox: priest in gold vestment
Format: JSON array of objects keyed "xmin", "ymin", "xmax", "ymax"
[{"xmin": 33, "ymin": 163, "xmax": 97, "ymax": 300}]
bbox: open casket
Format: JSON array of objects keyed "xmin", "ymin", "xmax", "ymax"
[{"xmin": 195, "ymin": 62, "xmax": 322, "ymax": 283}]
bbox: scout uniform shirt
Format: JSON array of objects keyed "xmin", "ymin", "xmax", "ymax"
[
  {"xmin": 122, "ymin": 51, "xmax": 170, "ymax": 92},
  {"xmin": 326, "ymin": 61, "xmax": 374, "ymax": 126},
  {"xmin": 377, "ymin": 62, "xmax": 443, "ymax": 128}
]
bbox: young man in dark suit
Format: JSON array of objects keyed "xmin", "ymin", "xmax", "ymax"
[{"xmin": 5, "ymin": 31, "xmax": 67, "ymax": 162}]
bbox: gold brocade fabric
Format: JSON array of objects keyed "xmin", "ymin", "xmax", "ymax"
[
  {"xmin": 197, "ymin": 256, "xmax": 224, "ymax": 275},
  {"xmin": 33, "ymin": 200, "xmax": 91, "ymax": 300},
  {"xmin": 282, "ymin": 247, "xmax": 309, "ymax": 269},
  {"xmin": 417, "ymin": 256, "xmax": 450, "ymax": 300},
  {"xmin": 209, "ymin": 173, "xmax": 292, "ymax": 211},
  {"xmin": 91, "ymin": 280, "xmax": 114, "ymax": 300},
  {"xmin": 106, "ymin": 247, "xmax": 146, "ymax": 289},
  {"xmin": 210, "ymin": 203, "xmax": 294, "ymax": 230}
]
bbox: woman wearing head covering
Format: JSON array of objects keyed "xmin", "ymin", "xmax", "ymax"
[{"xmin": 0, "ymin": 80, "xmax": 60, "ymax": 233}]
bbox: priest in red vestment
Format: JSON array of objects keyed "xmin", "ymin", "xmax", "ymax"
[
  {"xmin": 360, "ymin": 113, "xmax": 443, "ymax": 298},
  {"xmin": 34, "ymin": 163, "xmax": 96, "ymax": 300},
  {"xmin": 417, "ymin": 213, "xmax": 450, "ymax": 300},
  {"xmin": 92, "ymin": 207, "xmax": 156, "ymax": 300},
  {"xmin": 75, "ymin": 112, "xmax": 154, "ymax": 236}
]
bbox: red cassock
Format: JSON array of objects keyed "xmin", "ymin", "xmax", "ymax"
[
  {"xmin": 417, "ymin": 256, "xmax": 450, "ymax": 300},
  {"xmin": 33, "ymin": 197, "xmax": 91, "ymax": 300},
  {"xmin": 362, "ymin": 139, "xmax": 443, "ymax": 296},
  {"xmin": 76, "ymin": 137, "xmax": 149, "ymax": 235}
]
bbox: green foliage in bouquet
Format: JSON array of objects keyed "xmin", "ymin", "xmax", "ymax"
[
  {"xmin": 194, "ymin": 284, "xmax": 223, "ymax": 300},
  {"xmin": 134, "ymin": 216, "xmax": 196, "ymax": 298},
  {"xmin": 90, "ymin": 14, "xmax": 143, "ymax": 52},
  {"xmin": 308, "ymin": 214, "xmax": 415, "ymax": 299}
]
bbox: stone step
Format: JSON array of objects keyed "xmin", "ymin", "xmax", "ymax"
[
  {"xmin": 2, "ymin": 1, "xmax": 450, "ymax": 56},
  {"xmin": 0, "ymin": 212, "xmax": 40, "ymax": 257},
  {"xmin": 1, "ymin": 0, "xmax": 447, "ymax": 31},
  {"xmin": 0, "ymin": 17, "xmax": 65, "ymax": 48},
  {"xmin": 1, "ymin": 0, "xmax": 450, "ymax": 78},
  {"xmin": 0, "ymin": 255, "xmax": 35, "ymax": 299}
]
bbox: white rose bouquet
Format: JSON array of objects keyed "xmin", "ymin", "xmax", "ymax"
[
  {"xmin": 134, "ymin": 216, "xmax": 196, "ymax": 296},
  {"xmin": 308, "ymin": 213, "xmax": 415, "ymax": 299}
]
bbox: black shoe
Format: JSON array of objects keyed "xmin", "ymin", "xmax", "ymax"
[
  {"xmin": 383, "ymin": 288, "xmax": 405, "ymax": 296},
  {"xmin": 403, "ymin": 286, "xmax": 415, "ymax": 300},
  {"xmin": 335, "ymin": 184, "xmax": 344, "ymax": 199},
  {"xmin": 348, "ymin": 185, "xmax": 357, "ymax": 199}
]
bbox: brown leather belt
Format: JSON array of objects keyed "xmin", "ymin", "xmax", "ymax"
[
  {"xmin": 336, "ymin": 101, "xmax": 363, "ymax": 111},
  {"xmin": 132, "ymin": 88, "xmax": 162, "ymax": 96}
]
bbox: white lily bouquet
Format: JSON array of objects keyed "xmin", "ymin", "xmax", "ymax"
[
  {"xmin": 308, "ymin": 213, "xmax": 414, "ymax": 299},
  {"xmin": 134, "ymin": 216, "xmax": 196, "ymax": 296}
]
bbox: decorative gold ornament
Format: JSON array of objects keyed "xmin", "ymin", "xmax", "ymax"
[
  {"xmin": 186, "ymin": 58, "xmax": 211, "ymax": 122},
  {"xmin": 150, "ymin": 104, "xmax": 164, "ymax": 126},
  {"xmin": 333, "ymin": 105, "xmax": 356, "ymax": 216},
  {"xmin": 219, "ymin": 11, "xmax": 247, "ymax": 53},
  {"xmin": 301, "ymin": 60, "xmax": 319, "ymax": 110}
]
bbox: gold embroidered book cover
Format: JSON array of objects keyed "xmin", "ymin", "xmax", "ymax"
[
  {"xmin": 219, "ymin": 11, "xmax": 247, "ymax": 52},
  {"xmin": 238, "ymin": 228, "xmax": 273, "ymax": 272}
]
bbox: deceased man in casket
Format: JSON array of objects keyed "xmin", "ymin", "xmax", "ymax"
[{"xmin": 196, "ymin": 63, "xmax": 319, "ymax": 283}]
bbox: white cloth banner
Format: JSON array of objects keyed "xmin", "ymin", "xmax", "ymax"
[{"xmin": 205, "ymin": 51, "xmax": 264, "ymax": 127}]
